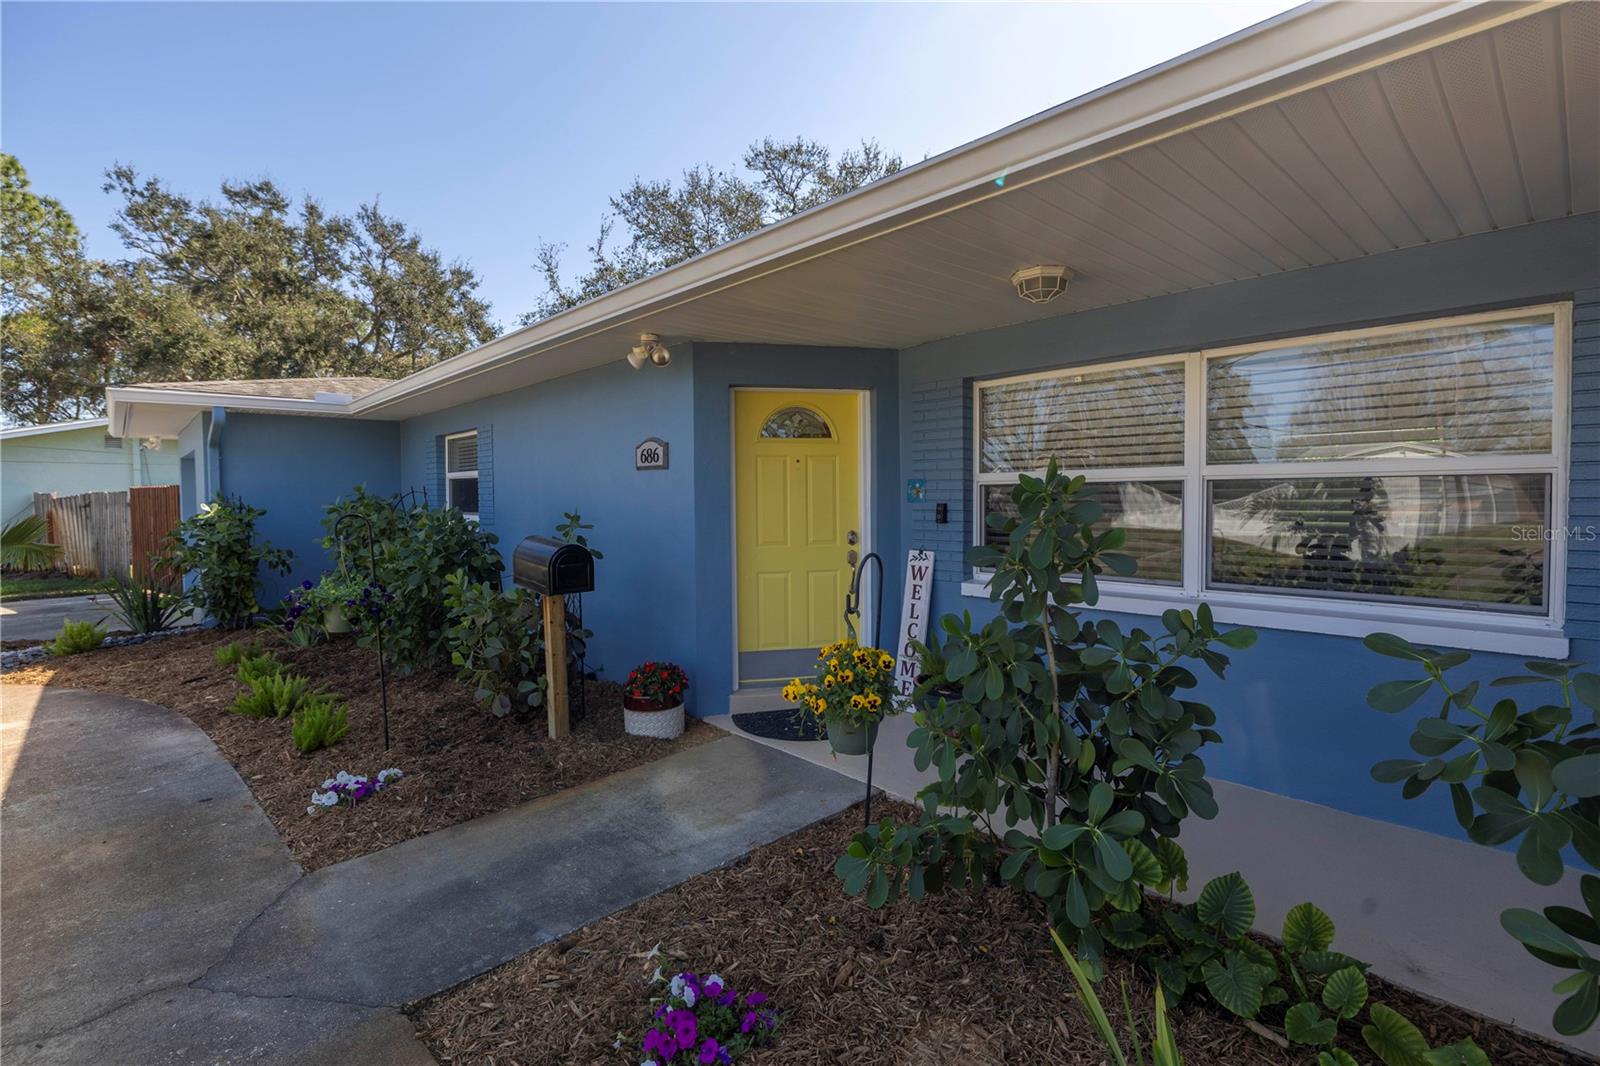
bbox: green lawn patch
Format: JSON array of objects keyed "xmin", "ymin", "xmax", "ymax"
[{"xmin": 0, "ymin": 575, "xmax": 112, "ymax": 602}]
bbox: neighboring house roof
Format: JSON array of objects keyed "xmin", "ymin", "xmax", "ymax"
[
  {"xmin": 108, "ymin": 0, "xmax": 1595, "ymax": 437},
  {"xmin": 0, "ymin": 418, "xmax": 111, "ymax": 441}
]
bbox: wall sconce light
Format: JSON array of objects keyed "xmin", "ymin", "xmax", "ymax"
[{"xmin": 627, "ymin": 333, "xmax": 671, "ymax": 370}]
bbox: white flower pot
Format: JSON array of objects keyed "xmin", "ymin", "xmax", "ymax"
[{"xmin": 624, "ymin": 700, "xmax": 685, "ymax": 740}]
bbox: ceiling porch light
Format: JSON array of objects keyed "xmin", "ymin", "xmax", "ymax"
[{"xmin": 1010, "ymin": 265, "xmax": 1071, "ymax": 304}]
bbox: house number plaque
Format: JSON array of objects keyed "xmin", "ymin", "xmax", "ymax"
[{"xmin": 634, "ymin": 438, "xmax": 668, "ymax": 470}]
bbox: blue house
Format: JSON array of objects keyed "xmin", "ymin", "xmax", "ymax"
[{"xmin": 107, "ymin": 2, "xmax": 1597, "ymax": 1047}]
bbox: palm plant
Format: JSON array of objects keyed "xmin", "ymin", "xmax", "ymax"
[{"xmin": 1, "ymin": 515, "xmax": 60, "ymax": 571}]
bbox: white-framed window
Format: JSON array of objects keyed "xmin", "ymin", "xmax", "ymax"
[
  {"xmin": 967, "ymin": 304, "xmax": 1572, "ymax": 656},
  {"xmin": 445, "ymin": 430, "xmax": 480, "ymax": 521}
]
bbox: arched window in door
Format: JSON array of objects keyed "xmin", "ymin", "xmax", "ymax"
[{"xmin": 759, "ymin": 406, "xmax": 833, "ymax": 439}]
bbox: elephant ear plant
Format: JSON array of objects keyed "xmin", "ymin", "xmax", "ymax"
[
  {"xmin": 1363, "ymin": 633, "xmax": 1600, "ymax": 1034},
  {"xmin": 833, "ymin": 460, "xmax": 1256, "ymax": 970}
]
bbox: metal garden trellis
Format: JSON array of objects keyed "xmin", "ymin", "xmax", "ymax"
[
  {"xmin": 332, "ymin": 510, "xmax": 391, "ymax": 751},
  {"xmin": 843, "ymin": 550, "xmax": 885, "ymax": 829}
]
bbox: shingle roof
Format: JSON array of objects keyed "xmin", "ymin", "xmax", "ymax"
[{"xmin": 127, "ymin": 377, "xmax": 393, "ymax": 401}]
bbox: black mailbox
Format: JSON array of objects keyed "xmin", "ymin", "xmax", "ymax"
[{"xmin": 512, "ymin": 535, "xmax": 595, "ymax": 596}]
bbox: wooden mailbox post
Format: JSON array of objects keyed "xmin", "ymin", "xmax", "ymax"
[
  {"xmin": 511, "ymin": 535, "xmax": 595, "ymax": 739},
  {"xmin": 541, "ymin": 592, "xmax": 570, "ymax": 738}
]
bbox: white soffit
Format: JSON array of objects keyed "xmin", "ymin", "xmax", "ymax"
[{"xmin": 112, "ymin": 1, "xmax": 1597, "ymax": 424}]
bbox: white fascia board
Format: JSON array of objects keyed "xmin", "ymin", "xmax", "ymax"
[
  {"xmin": 104, "ymin": 388, "xmax": 360, "ymax": 437},
  {"xmin": 350, "ymin": 0, "xmax": 1541, "ymax": 417},
  {"xmin": 0, "ymin": 417, "xmax": 110, "ymax": 440}
]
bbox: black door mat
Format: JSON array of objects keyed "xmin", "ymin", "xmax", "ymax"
[{"xmin": 732, "ymin": 708, "xmax": 827, "ymax": 742}]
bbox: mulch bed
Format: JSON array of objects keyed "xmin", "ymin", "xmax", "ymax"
[
  {"xmin": 1, "ymin": 628, "xmax": 717, "ymax": 871},
  {"xmin": 412, "ymin": 802, "xmax": 1584, "ymax": 1066}
]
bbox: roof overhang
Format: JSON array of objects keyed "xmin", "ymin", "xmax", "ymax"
[
  {"xmin": 0, "ymin": 417, "xmax": 111, "ymax": 441},
  {"xmin": 106, "ymin": 0, "xmax": 1594, "ymax": 428},
  {"xmin": 106, "ymin": 389, "xmax": 361, "ymax": 438}
]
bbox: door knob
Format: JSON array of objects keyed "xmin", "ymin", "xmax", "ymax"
[
  {"xmin": 847, "ymin": 549, "xmax": 859, "ymax": 566},
  {"xmin": 846, "ymin": 530, "xmax": 859, "ymax": 545}
]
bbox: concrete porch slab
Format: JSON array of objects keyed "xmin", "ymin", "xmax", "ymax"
[{"xmin": 709, "ymin": 706, "xmax": 1595, "ymax": 1053}]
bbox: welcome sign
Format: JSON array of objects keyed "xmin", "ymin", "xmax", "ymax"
[{"xmin": 893, "ymin": 549, "xmax": 935, "ymax": 697}]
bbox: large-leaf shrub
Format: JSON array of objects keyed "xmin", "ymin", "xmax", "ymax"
[
  {"xmin": 442, "ymin": 571, "xmax": 546, "ymax": 716},
  {"xmin": 438, "ymin": 509, "xmax": 602, "ymax": 715},
  {"xmin": 1363, "ymin": 634, "xmax": 1600, "ymax": 1033},
  {"xmin": 321, "ymin": 488, "xmax": 503, "ymax": 675},
  {"xmin": 163, "ymin": 497, "xmax": 291, "ymax": 629},
  {"xmin": 834, "ymin": 461, "xmax": 1255, "ymax": 968}
]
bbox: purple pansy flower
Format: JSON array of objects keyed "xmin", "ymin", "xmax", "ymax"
[
  {"xmin": 697, "ymin": 1037, "xmax": 722, "ymax": 1064},
  {"xmin": 666, "ymin": 1008, "xmax": 697, "ymax": 1048}
]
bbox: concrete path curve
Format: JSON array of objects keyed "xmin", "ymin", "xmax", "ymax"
[
  {"xmin": 0, "ymin": 686, "xmax": 431, "ymax": 1065},
  {"xmin": 1, "ymin": 685, "xmax": 862, "ymax": 1065}
]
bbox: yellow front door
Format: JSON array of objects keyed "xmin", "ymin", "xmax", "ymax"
[{"xmin": 735, "ymin": 390, "xmax": 861, "ymax": 684}]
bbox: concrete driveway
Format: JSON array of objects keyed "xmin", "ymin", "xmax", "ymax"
[{"xmin": 0, "ymin": 686, "xmax": 430, "ymax": 1065}]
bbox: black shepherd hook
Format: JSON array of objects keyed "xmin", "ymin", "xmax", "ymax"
[
  {"xmin": 333, "ymin": 511, "xmax": 391, "ymax": 751},
  {"xmin": 844, "ymin": 551, "xmax": 885, "ymax": 828}
]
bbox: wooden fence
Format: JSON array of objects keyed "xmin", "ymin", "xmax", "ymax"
[{"xmin": 32, "ymin": 485, "xmax": 180, "ymax": 580}]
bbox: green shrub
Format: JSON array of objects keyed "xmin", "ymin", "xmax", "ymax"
[
  {"xmin": 48, "ymin": 619, "xmax": 107, "ymax": 656},
  {"xmin": 442, "ymin": 571, "xmax": 546, "ymax": 716},
  {"xmin": 291, "ymin": 694, "xmax": 350, "ymax": 753},
  {"xmin": 235, "ymin": 650, "xmax": 287, "ymax": 686},
  {"xmin": 104, "ymin": 574, "xmax": 185, "ymax": 635},
  {"xmin": 321, "ymin": 489, "xmax": 502, "ymax": 675},
  {"xmin": 835, "ymin": 461, "xmax": 1254, "ymax": 970},
  {"xmin": 319, "ymin": 486, "xmax": 410, "ymax": 575},
  {"xmin": 162, "ymin": 497, "xmax": 292, "ymax": 629},
  {"xmin": 1362, "ymin": 636, "xmax": 1600, "ymax": 1034},
  {"xmin": 214, "ymin": 639, "xmax": 263, "ymax": 667},
  {"xmin": 231, "ymin": 670, "xmax": 313, "ymax": 719}
]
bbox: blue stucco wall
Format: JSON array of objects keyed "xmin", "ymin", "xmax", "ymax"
[
  {"xmin": 217, "ymin": 413, "xmax": 401, "ymax": 600},
  {"xmin": 397, "ymin": 353, "xmax": 702, "ymax": 700},
  {"xmin": 898, "ymin": 214, "xmax": 1600, "ymax": 844},
  {"xmin": 389, "ymin": 343, "xmax": 900, "ymax": 712},
  {"xmin": 690, "ymin": 343, "xmax": 901, "ymax": 705}
]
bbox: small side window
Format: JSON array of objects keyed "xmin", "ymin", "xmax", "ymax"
[{"xmin": 445, "ymin": 430, "xmax": 479, "ymax": 521}]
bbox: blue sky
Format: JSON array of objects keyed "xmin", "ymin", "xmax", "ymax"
[{"xmin": 3, "ymin": 1, "xmax": 1299, "ymax": 327}]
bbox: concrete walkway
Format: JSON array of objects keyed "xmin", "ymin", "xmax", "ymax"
[
  {"xmin": 1, "ymin": 685, "xmax": 860, "ymax": 1064},
  {"xmin": 1, "ymin": 685, "xmax": 429, "ymax": 1066}
]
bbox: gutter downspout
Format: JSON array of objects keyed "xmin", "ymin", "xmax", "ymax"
[{"xmin": 207, "ymin": 407, "xmax": 227, "ymax": 501}]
